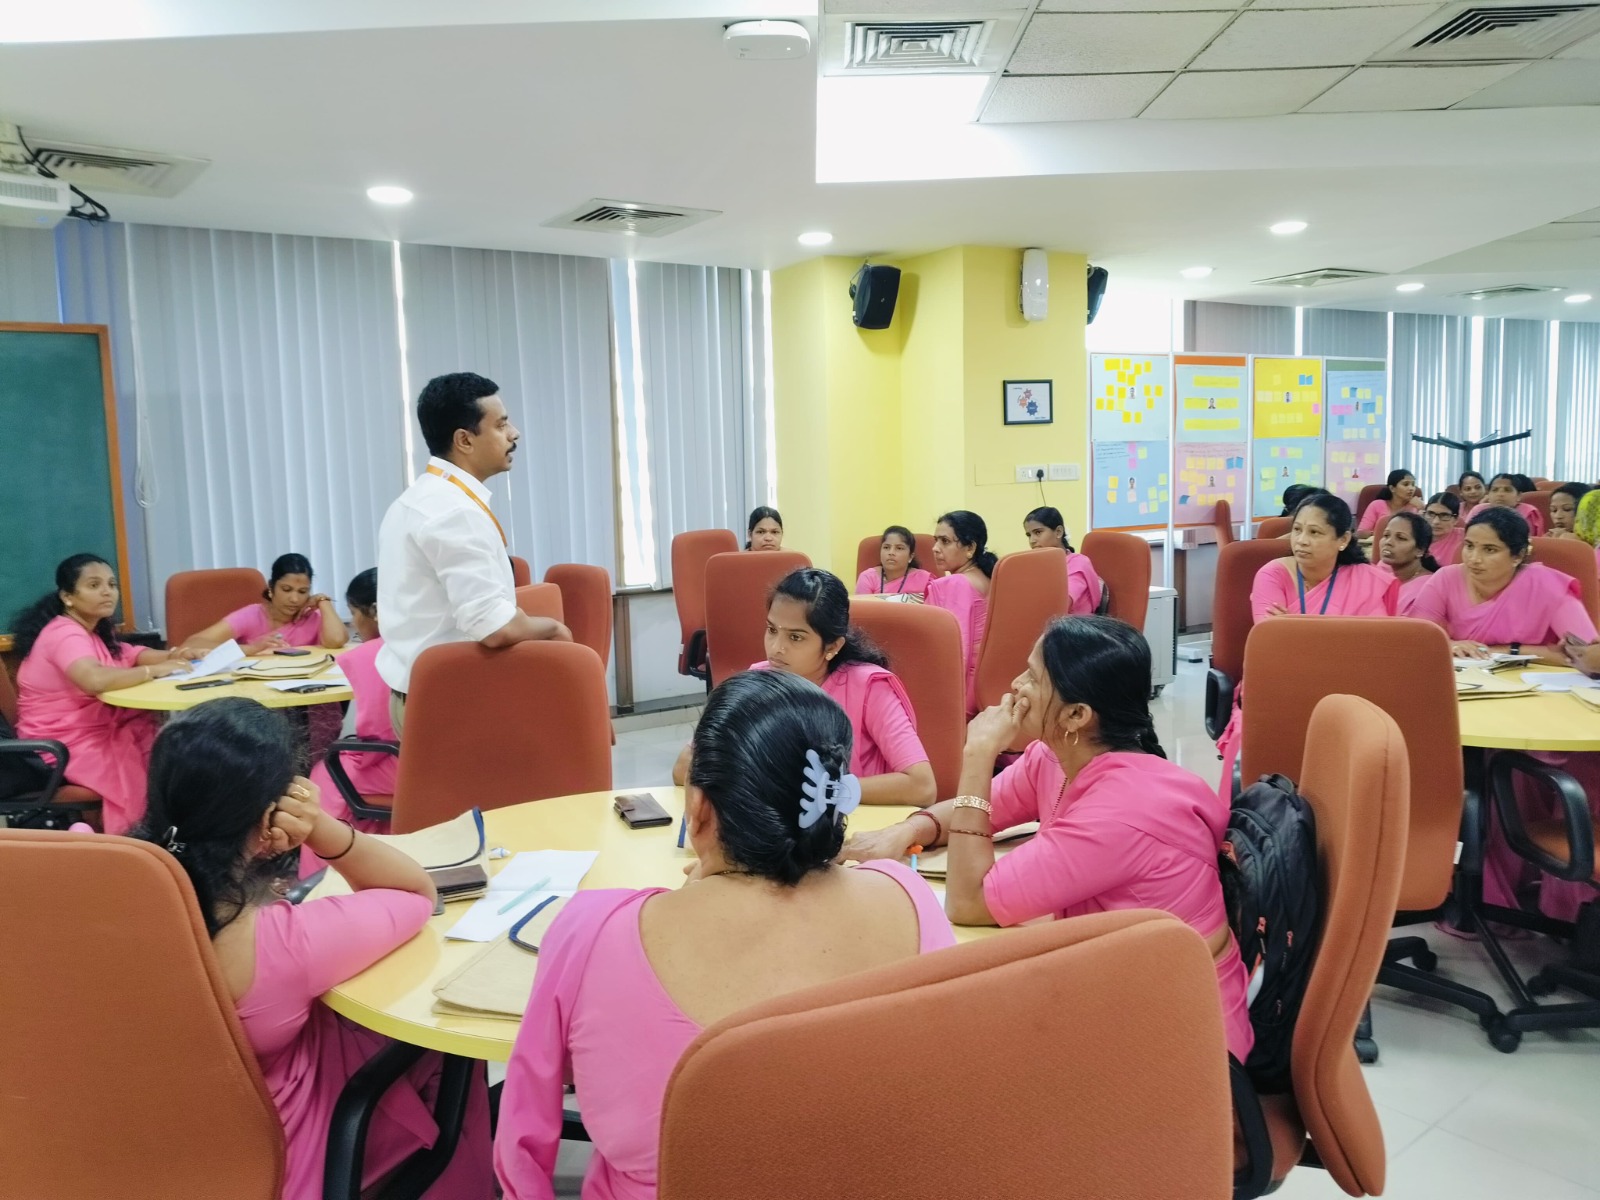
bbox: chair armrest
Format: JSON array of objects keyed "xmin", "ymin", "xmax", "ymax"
[
  {"xmin": 1205, "ymin": 668, "xmax": 1235, "ymax": 743},
  {"xmin": 1230, "ymin": 1054, "xmax": 1274, "ymax": 1200},
  {"xmin": 1488, "ymin": 750, "xmax": 1595, "ymax": 882},
  {"xmin": 324, "ymin": 738, "xmax": 398, "ymax": 824},
  {"xmin": 682, "ymin": 629, "xmax": 710, "ymax": 682},
  {"xmin": 0, "ymin": 739, "xmax": 69, "ymax": 806}
]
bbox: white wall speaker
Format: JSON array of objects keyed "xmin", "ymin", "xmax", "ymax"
[{"xmin": 1021, "ymin": 248, "xmax": 1048, "ymax": 322}]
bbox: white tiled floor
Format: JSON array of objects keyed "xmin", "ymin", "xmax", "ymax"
[{"xmin": 601, "ymin": 652, "xmax": 1600, "ymax": 1198}]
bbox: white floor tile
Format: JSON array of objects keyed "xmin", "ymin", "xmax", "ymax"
[{"xmin": 1383, "ymin": 1128, "xmax": 1599, "ymax": 1199}]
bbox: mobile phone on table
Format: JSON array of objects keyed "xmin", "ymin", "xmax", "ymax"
[
  {"xmin": 273, "ymin": 648, "xmax": 311, "ymax": 656},
  {"xmin": 614, "ymin": 792, "xmax": 673, "ymax": 829},
  {"xmin": 176, "ymin": 679, "xmax": 233, "ymax": 691}
]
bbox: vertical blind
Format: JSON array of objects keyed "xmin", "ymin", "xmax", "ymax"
[
  {"xmin": 127, "ymin": 226, "xmax": 405, "ymax": 626},
  {"xmin": 1556, "ymin": 322, "xmax": 1600, "ymax": 483},
  {"xmin": 1478, "ymin": 318, "xmax": 1550, "ymax": 479},
  {"xmin": 1391, "ymin": 313, "xmax": 1472, "ymax": 493},
  {"xmin": 1183, "ymin": 300, "xmax": 1295, "ymax": 355},
  {"xmin": 1302, "ymin": 308, "xmax": 1388, "ymax": 359},
  {"xmin": 0, "ymin": 226, "xmax": 60, "ymax": 322},
  {"xmin": 400, "ymin": 244, "xmax": 616, "ymax": 580}
]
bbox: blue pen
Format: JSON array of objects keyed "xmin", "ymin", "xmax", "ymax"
[
  {"xmin": 910, "ymin": 853, "xmax": 919, "ymax": 873},
  {"xmin": 677, "ymin": 815, "xmax": 687, "ymax": 849},
  {"xmin": 496, "ymin": 875, "xmax": 552, "ymax": 916}
]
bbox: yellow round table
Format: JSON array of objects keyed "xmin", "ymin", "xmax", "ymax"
[
  {"xmin": 100, "ymin": 648, "xmax": 353, "ymax": 711},
  {"xmin": 318, "ymin": 787, "xmax": 995, "ymax": 1062},
  {"xmin": 1455, "ymin": 664, "xmax": 1600, "ymax": 752}
]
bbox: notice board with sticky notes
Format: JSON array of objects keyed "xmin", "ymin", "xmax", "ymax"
[
  {"xmin": 1322, "ymin": 359, "xmax": 1387, "ymax": 509},
  {"xmin": 1252, "ymin": 357, "xmax": 1325, "ymax": 518},
  {"xmin": 1089, "ymin": 354, "xmax": 1171, "ymax": 529},
  {"xmin": 1173, "ymin": 354, "xmax": 1247, "ymax": 526}
]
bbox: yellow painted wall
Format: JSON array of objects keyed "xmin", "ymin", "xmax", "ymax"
[{"xmin": 896, "ymin": 247, "xmax": 965, "ymax": 534}]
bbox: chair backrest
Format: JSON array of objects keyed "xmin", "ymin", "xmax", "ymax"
[
  {"xmin": 1533, "ymin": 478, "xmax": 1557, "ymax": 490},
  {"xmin": 1241, "ymin": 617, "xmax": 1459, "ymax": 912},
  {"xmin": 1529, "ymin": 536, "xmax": 1600, "ymax": 623},
  {"xmin": 1081, "ymin": 531, "xmax": 1151, "ymax": 632},
  {"xmin": 164, "ymin": 568, "xmax": 267, "ymax": 646},
  {"xmin": 514, "ymin": 582, "xmax": 565, "ymax": 623},
  {"xmin": 855, "ymin": 533, "xmax": 942, "ymax": 581},
  {"xmin": 671, "ymin": 529, "xmax": 740, "ymax": 649},
  {"xmin": 1256, "ymin": 516, "xmax": 1292, "ymax": 539},
  {"xmin": 1446, "ymin": 483, "xmax": 1461, "ymax": 498},
  {"xmin": 0, "ymin": 830, "xmax": 283, "ymax": 1199},
  {"xmin": 0, "ymin": 664, "xmax": 17, "ymax": 726},
  {"xmin": 393, "ymin": 641, "xmax": 611, "ymax": 832},
  {"xmin": 848, "ymin": 600, "xmax": 965, "ymax": 800},
  {"xmin": 1520, "ymin": 490, "xmax": 1552, "ymax": 529},
  {"xmin": 658, "ymin": 911, "xmax": 1231, "ymax": 1200},
  {"xmin": 1353, "ymin": 483, "xmax": 1384, "ymax": 524},
  {"xmin": 975, "ymin": 548, "xmax": 1070, "ymax": 710},
  {"xmin": 509, "ymin": 555, "xmax": 533, "ymax": 587},
  {"xmin": 1213, "ymin": 498, "xmax": 1236, "ymax": 547},
  {"xmin": 544, "ymin": 563, "xmax": 613, "ymax": 667},
  {"xmin": 703, "ymin": 551, "xmax": 812, "ymax": 687},
  {"xmin": 1289, "ymin": 695, "xmax": 1410, "ymax": 1196},
  {"xmin": 1209, "ymin": 540, "xmax": 1290, "ymax": 685}
]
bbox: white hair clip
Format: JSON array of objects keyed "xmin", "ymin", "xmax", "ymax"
[{"xmin": 798, "ymin": 748, "xmax": 861, "ymax": 830}]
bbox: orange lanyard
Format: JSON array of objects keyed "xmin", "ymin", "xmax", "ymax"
[{"xmin": 426, "ymin": 465, "xmax": 506, "ymax": 546}]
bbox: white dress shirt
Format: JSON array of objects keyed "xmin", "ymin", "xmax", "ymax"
[{"xmin": 376, "ymin": 456, "xmax": 517, "ymax": 693}]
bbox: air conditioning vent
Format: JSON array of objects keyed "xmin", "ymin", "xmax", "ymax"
[
  {"xmin": 820, "ymin": 12, "xmax": 1022, "ymax": 75},
  {"xmin": 1458, "ymin": 283, "xmax": 1567, "ymax": 297},
  {"xmin": 1376, "ymin": 1, "xmax": 1600, "ymax": 61},
  {"xmin": 1253, "ymin": 268, "xmax": 1386, "ymax": 287},
  {"xmin": 22, "ymin": 137, "xmax": 208, "ymax": 197},
  {"xmin": 542, "ymin": 199, "xmax": 720, "ymax": 238}
]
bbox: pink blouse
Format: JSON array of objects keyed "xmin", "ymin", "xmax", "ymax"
[
  {"xmin": 855, "ymin": 567, "xmax": 933, "ymax": 598},
  {"xmin": 1431, "ymin": 526, "xmax": 1464, "ymax": 566},
  {"xmin": 1067, "ymin": 552, "xmax": 1104, "ymax": 616},
  {"xmin": 1408, "ymin": 563, "xmax": 1598, "ymax": 646},
  {"xmin": 226, "ymin": 602, "xmax": 326, "ymax": 647},
  {"xmin": 1249, "ymin": 559, "xmax": 1399, "ymax": 622},
  {"xmin": 494, "ymin": 862, "xmax": 955, "ymax": 1200},
  {"xmin": 1357, "ymin": 497, "xmax": 1420, "ymax": 533},
  {"xmin": 1373, "ymin": 563, "xmax": 1435, "ymax": 616},
  {"xmin": 1464, "ymin": 501, "xmax": 1546, "ymax": 538},
  {"xmin": 982, "ymin": 744, "xmax": 1254, "ymax": 1063},
  {"xmin": 751, "ymin": 660, "xmax": 929, "ymax": 779},
  {"xmin": 923, "ymin": 572, "xmax": 989, "ymax": 717}
]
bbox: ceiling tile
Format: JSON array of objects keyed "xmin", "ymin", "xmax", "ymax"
[
  {"xmin": 1302, "ymin": 62, "xmax": 1525, "ymax": 111},
  {"xmin": 1558, "ymin": 30, "xmax": 1600, "ymax": 58},
  {"xmin": 1036, "ymin": 0, "xmax": 1243, "ymax": 8},
  {"xmin": 1499, "ymin": 223, "xmax": 1600, "ymax": 243},
  {"xmin": 1189, "ymin": 6, "xmax": 1438, "ymax": 69},
  {"xmin": 1140, "ymin": 67, "xmax": 1347, "ymax": 117},
  {"xmin": 1450, "ymin": 60, "xmax": 1600, "ymax": 109},
  {"xmin": 981, "ymin": 72, "xmax": 1173, "ymax": 121},
  {"xmin": 1009, "ymin": 11, "xmax": 1235, "ymax": 75},
  {"xmin": 823, "ymin": 0, "xmax": 1027, "ymax": 11}
]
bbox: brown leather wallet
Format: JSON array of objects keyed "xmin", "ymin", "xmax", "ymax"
[{"xmin": 614, "ymin": 792, "xmax": 673, "ymax": 829}]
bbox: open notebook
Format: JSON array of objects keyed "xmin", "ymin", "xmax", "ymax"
[
  {"xmin": 1454, "ymin": 668, "xmax": 1537, "ymax": 700},
  {"xmin": 913, "ymin": 821, "xmax": 1039, "ymax": 880},
  {"xmin": 234, "ymin": 653, "xmax": 338, "ymax": 680},
  {"xmin": 430, "ymin": 897, "xmax": 572, "ymax": 1020},
  {"xmin": 309, "ymin": 809, "xmax": 487, "ymax": 900}
]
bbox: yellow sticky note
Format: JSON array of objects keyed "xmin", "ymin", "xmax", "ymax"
[
  {"xmin": 1109, "ymin": 476, "xmax": 1119, "ymax": 489},
  {"xmin": 1156, "ymin": 385, "xmax": 1164, "ymax": 398},
  {"xmin": 1095, "ymin": 397, "xmax": 1104, "ymax": 410},
  {"xmin": 1342, "ymin": 387, "xmax": 1351, "ymax": 399},
  {"xmin": 1367, "ymin": 415, "xmax": 1375, "ymax": 424},
  {"xmin": 1143, "ymin": 384, "xmax": 1151, "ymax": 398},
  {"xmin": 1147, "ymin": 398, "xmax": 1155, "ymax": 409},
  {"xmin": 1148, "ymin": 487, "xmax": 1157, "ymax": 499},
  {"xmin": 1134, "ymin": 413, "xmax": 1143, "ymax": 424},
  {"xmin": 1359, "ymin": 389, "xmax": 1371, "ymax": 400},
  {"xmin": 1122, "ymin": 411, "xmax": 1132, "ymax": 423},
  {"xmin": 1138, "ymin": 446, "xmax": 1148, "ymax": 459},
  {"xmin": 1158, "ymin": 473, "xmax": 1168, "ymax": 485},
  {"xmin": 1159, "ymin": 490, "xmax": 1168, "ymax": 502},
  {"xmin": 1119, "ymin": 387, "xmax": 1128, "ymax": 400},
  {"xmin": 1118, "ymin": 371, "xmax": 1129, "ymax": 385}
]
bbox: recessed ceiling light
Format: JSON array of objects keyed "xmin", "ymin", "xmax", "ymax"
[
  {"xmin": 1180, "ymin": 266, "xmax": 1213, "ymax": 280},
  {"xmin": 797, "ymin": 231, "xmax": 833, "ymax": 247},
  {"xmin": 1270, "ymin": 220, "xmax": 1308, "ymax": 236},
  {"xmin": 1565, "ymin": 293, "xmax": 1593, "ymax": 304},
  {"xmin": 366, "ymin": 185, "xmax": 413, "ymax": 205},
  {"xmin": 1395, "ymin": 282, "xmax": 1425, "ymax": 293}
]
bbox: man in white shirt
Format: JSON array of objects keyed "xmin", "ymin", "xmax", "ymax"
[{"xmin": 377, "ymin": 372, "xmax": 570, "ymax": 730}]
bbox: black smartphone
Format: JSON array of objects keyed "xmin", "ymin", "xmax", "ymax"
[
  {"xmin": 176, "ymin": 679, "xmax": 233, "ymax": 691},
  {"xmin": 273, "ymin": 648, "xmax": 312, "ymax": 656}
]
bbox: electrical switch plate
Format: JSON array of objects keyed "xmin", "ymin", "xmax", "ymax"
[{"xmin": 1014, "ymin": 464, "xmax": 1047, "ymax": 484}]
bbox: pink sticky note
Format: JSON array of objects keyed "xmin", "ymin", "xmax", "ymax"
[{"xmin": 1312, "ymin": 404, "xmax": 1321, "ymax": 414}]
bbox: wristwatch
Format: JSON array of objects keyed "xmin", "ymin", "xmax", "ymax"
[{"xmin": 1509, "ymin": 642, "xmax": 1522, "ymax": 656}]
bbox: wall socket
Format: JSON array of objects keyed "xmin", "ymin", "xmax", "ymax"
[
  {"xmin": 1014, "ymin": 464, "xmax": 1047, "ymax": 484},
  {"xmin": 1048, "ymin": 463, "xmax": 1081, "ymax": 481}
]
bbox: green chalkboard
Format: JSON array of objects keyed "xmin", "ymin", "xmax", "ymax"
[{"xmin": 0, "ymin": 325, "xmax": 130, "ymax": 647}]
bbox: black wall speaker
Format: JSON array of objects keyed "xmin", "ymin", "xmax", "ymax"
[
  {"xmin": 1086, "ymin": 265, "xmax": 1109, "ymax": 325},
  {"xmin": 850, "ymin": 264, "xmax": 901, "ymax": 330}
]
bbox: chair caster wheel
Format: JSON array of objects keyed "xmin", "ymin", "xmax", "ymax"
[
  {"xmin": 1486, "ymin": 1018, "xmax": 1522, "ymax": 1054},
  {"xmin": 1527, "ymin": 972, "xmax": 1559, "ymax": 997},
  {"xmin": 1354, "ymin": 1037, "xmax": 1379, "ymax": 1064},
  {"xmin": 1411, "ymin": 948, "xmax": 1438, "ymax": 972}
]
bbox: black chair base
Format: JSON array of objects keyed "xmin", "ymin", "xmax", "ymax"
[
  {"xmin": 1470, "ymin": 899, "xmax": 1600, "ymax": 1052},
  {"xmin": 1362, "ymin": 923, "xmax": 1504, "ymax": 1060}
]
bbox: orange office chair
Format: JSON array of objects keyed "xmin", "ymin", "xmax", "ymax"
[
  {"xmin": 1446, "ymin": 483, "xmax": 1462, "ymax": 499},
  {"xmin": 0, "ymin": 830, "xmax": 283, "ymax": 1200},
  {"xmin": 659, "ymin": 911, "xmax": 1232, "ymax": 1200},
  {"xmin": 0, "ymin": 666, "xmax": 103, "ymax": 828},
  {"xmin": 1082, "ymin": 530, "xmax": 1151, "ymax": 632},
  {"xmin": 1256, "ymin": 516, "xmax": 1293, "ymax": 539},
  {"xmin": 1233, "ymin": 695, "xmax": 1409, "ymax": 1198},
  {"xmin": 1529, "ymin": 536, "xmax": 1600, "ymax": 623},
  {"xmin": 974, "ymin": 548, "xmax": 1070, "ymax": 712},
  {"xmin": 1533, "ymin": 478, "xmax": 1557, "ymax": 490},
  {"xmin": 1520, "ymin": 490, "xmax": 1552, "ymax": 532},
  {"xmin": 509, "ymin": 555, "xmax": 533, "ymax": 587},
  {"xmin": 703, "ymin": 550, "xmax": 811, "ymax": 687},
  {"xmin": 856, "ymin": 533, "xmax": 941, "ymax": 581},
  {"xmin": 545, "ymin": 563, "xmax": 613, "ymax": 667},
  {"xmin": 389, "ymin": 641, "xmax": 611, "ymax": 832},
  {"xmin": 1213, "ymin": 498, "xmax": 1237, "ymax": 547},
  {"xmin": 1238, "ymin": 617, "xmax": 1498, "ymax": 1057},
  {"xmin": 914, "ymin": 533, "xmax": 940, "ymax": 577},
  {"xmin": 848, "ymin": 599, "xmax": 965, "ymax": 800},
  {"xmin": 164, "ymin": 567, "xmax": 267, "ymax": 647},
  {"xmin": 671, "ymin": 530, "xmax": 740, "ymax": 681},
  {"xmin": 1203, "ymin": 539, "xmax": 1287, "ymax": 741},
  {"xmin": 514, "ymin": 582, "xmax": 565, "ymax": 623},
  {"xmin": 1353, "ymin": 483, "xmax": 1384, "ymax": 525}
]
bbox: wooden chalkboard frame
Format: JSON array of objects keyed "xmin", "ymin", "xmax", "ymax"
[{"xmin": 0, "ymin": 323, "xmax": 133, "ymax": 650}]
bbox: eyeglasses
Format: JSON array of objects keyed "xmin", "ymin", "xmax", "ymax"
[{"xmin": 1425, "ymin": 510, "xmax": 1455, "ymax": 521}]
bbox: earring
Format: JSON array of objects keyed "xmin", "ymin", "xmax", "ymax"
[{"xmin": 1071, "ymin": 730, "xmax": 1079, "ymax": 747}]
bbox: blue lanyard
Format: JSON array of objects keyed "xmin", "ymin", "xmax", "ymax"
[
  {"xmin": 1297, "ymin": 563, "xmax": 1339, "ymax": 615},
  {"xmin": 880, "ymin": 567, "xmax": 907, "ymax": 594}
]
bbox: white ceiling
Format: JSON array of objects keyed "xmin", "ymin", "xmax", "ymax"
[{"xmin": 1, "ymin": 1, "xmax": 1598, "ymax": 321}]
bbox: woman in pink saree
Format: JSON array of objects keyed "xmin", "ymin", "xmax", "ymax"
[
  {"xmin": 855, "ymin": 524, "xmax": 933, "ymax": 599},
  {"xmin": 1462, "ymin": 472, "xmax": 1546, "ymax": 537},
  {"xmin": 1423, "ymin": 493, "xmax": 1464, "ymax": 566},
  {"xmin": 1375, "ymin": 510, "xmax": 1441, "ymax": 616},
  {"xmin": 1023, "ymin": 505, "xmax": 1104, "ymax": 614},
  {"xmin": 1409, "ymin": 506, "xmax": 1600, "ymax": 920},
  {"xmin": 1356, "ymin": 468, "xmax": 1423, "ymax": 537},
  {"xmin": 922, "ymin": 510, "xmax": 996, "ymax": 717},
  {"xmin": 1214, "ymin": 494, "xmax": 1398, "ymax": 795},
  {"xmin": 190, "ymin": 553, "xmax": 349, "ymax": 655}
]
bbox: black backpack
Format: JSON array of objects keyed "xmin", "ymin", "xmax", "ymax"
[{"xmin": 1219, "ymin": 772, "xmax": 1321, "ymax": 1095}]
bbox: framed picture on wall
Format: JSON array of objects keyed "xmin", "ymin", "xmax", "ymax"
[{"xmin": 1003, "ymin": 379, "xmax": 1053, "ymax": 425}]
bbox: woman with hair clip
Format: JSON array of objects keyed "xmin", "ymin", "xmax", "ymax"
[
  {"xmin": 1422, "ymin": 492, "xmax": 1464, "ymax": 565},
  {"xmin": 132, "ymin": 699, "xmax": 492, "ymax": 1200},
  {"xmin": 856, "ymin": 524, "xmax": 932, "ymax": 599},
  {"xmin": 923, "ymin": 509, "xmax": 997, "ymax": 717},
  {"xmin": 744, "ymin": 506, "xmax": 784, "ymax": 552},
  {"xmin": 190, "ymin": 552, "xmax": 349, "ymax": 654},
  {"xmin": 1022, "ymin": 505, "xmax": 1104, "ymax": 615},
  {"xmin": 1462, "ymin": 472, "xmax": 1546, "ymax": 537},
  {"xmin": 842, "ymin": 615, "xmax": 1253, "ymax": 1062},
  {"xmin": 1356, "ymin": 468, "xmax": 1423, "ymax": 538},
  {"xmin": 1375, "ymin": 510, "xmax": 1441, "ymax": 616},
  {"xmin": 495, "ymin": 670, "xmax": 954, "ymax": 1200},
  {"xmin": 12, "ymin": 553, "xmax": 201, "ymax": 832}
]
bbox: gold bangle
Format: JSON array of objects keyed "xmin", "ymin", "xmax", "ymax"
[{"xmin": 952, "ymin": 795, "xmax": 992, "ymax": 816}]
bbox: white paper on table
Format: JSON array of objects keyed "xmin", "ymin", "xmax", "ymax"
[
  {"xmin": 444, "ymin": 850, "xmax": 600, "ymax": 942},
  {"xmin": 1520, "ymin": 671, "xmax": 1600, "ymax": 692},
  {"xmin": 263, "ymin": 669, "xmax": 349, "ymax": 692},
  {"xmin": 175, "ymin": 639, "xmax": 247, "ymax": 678}
]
